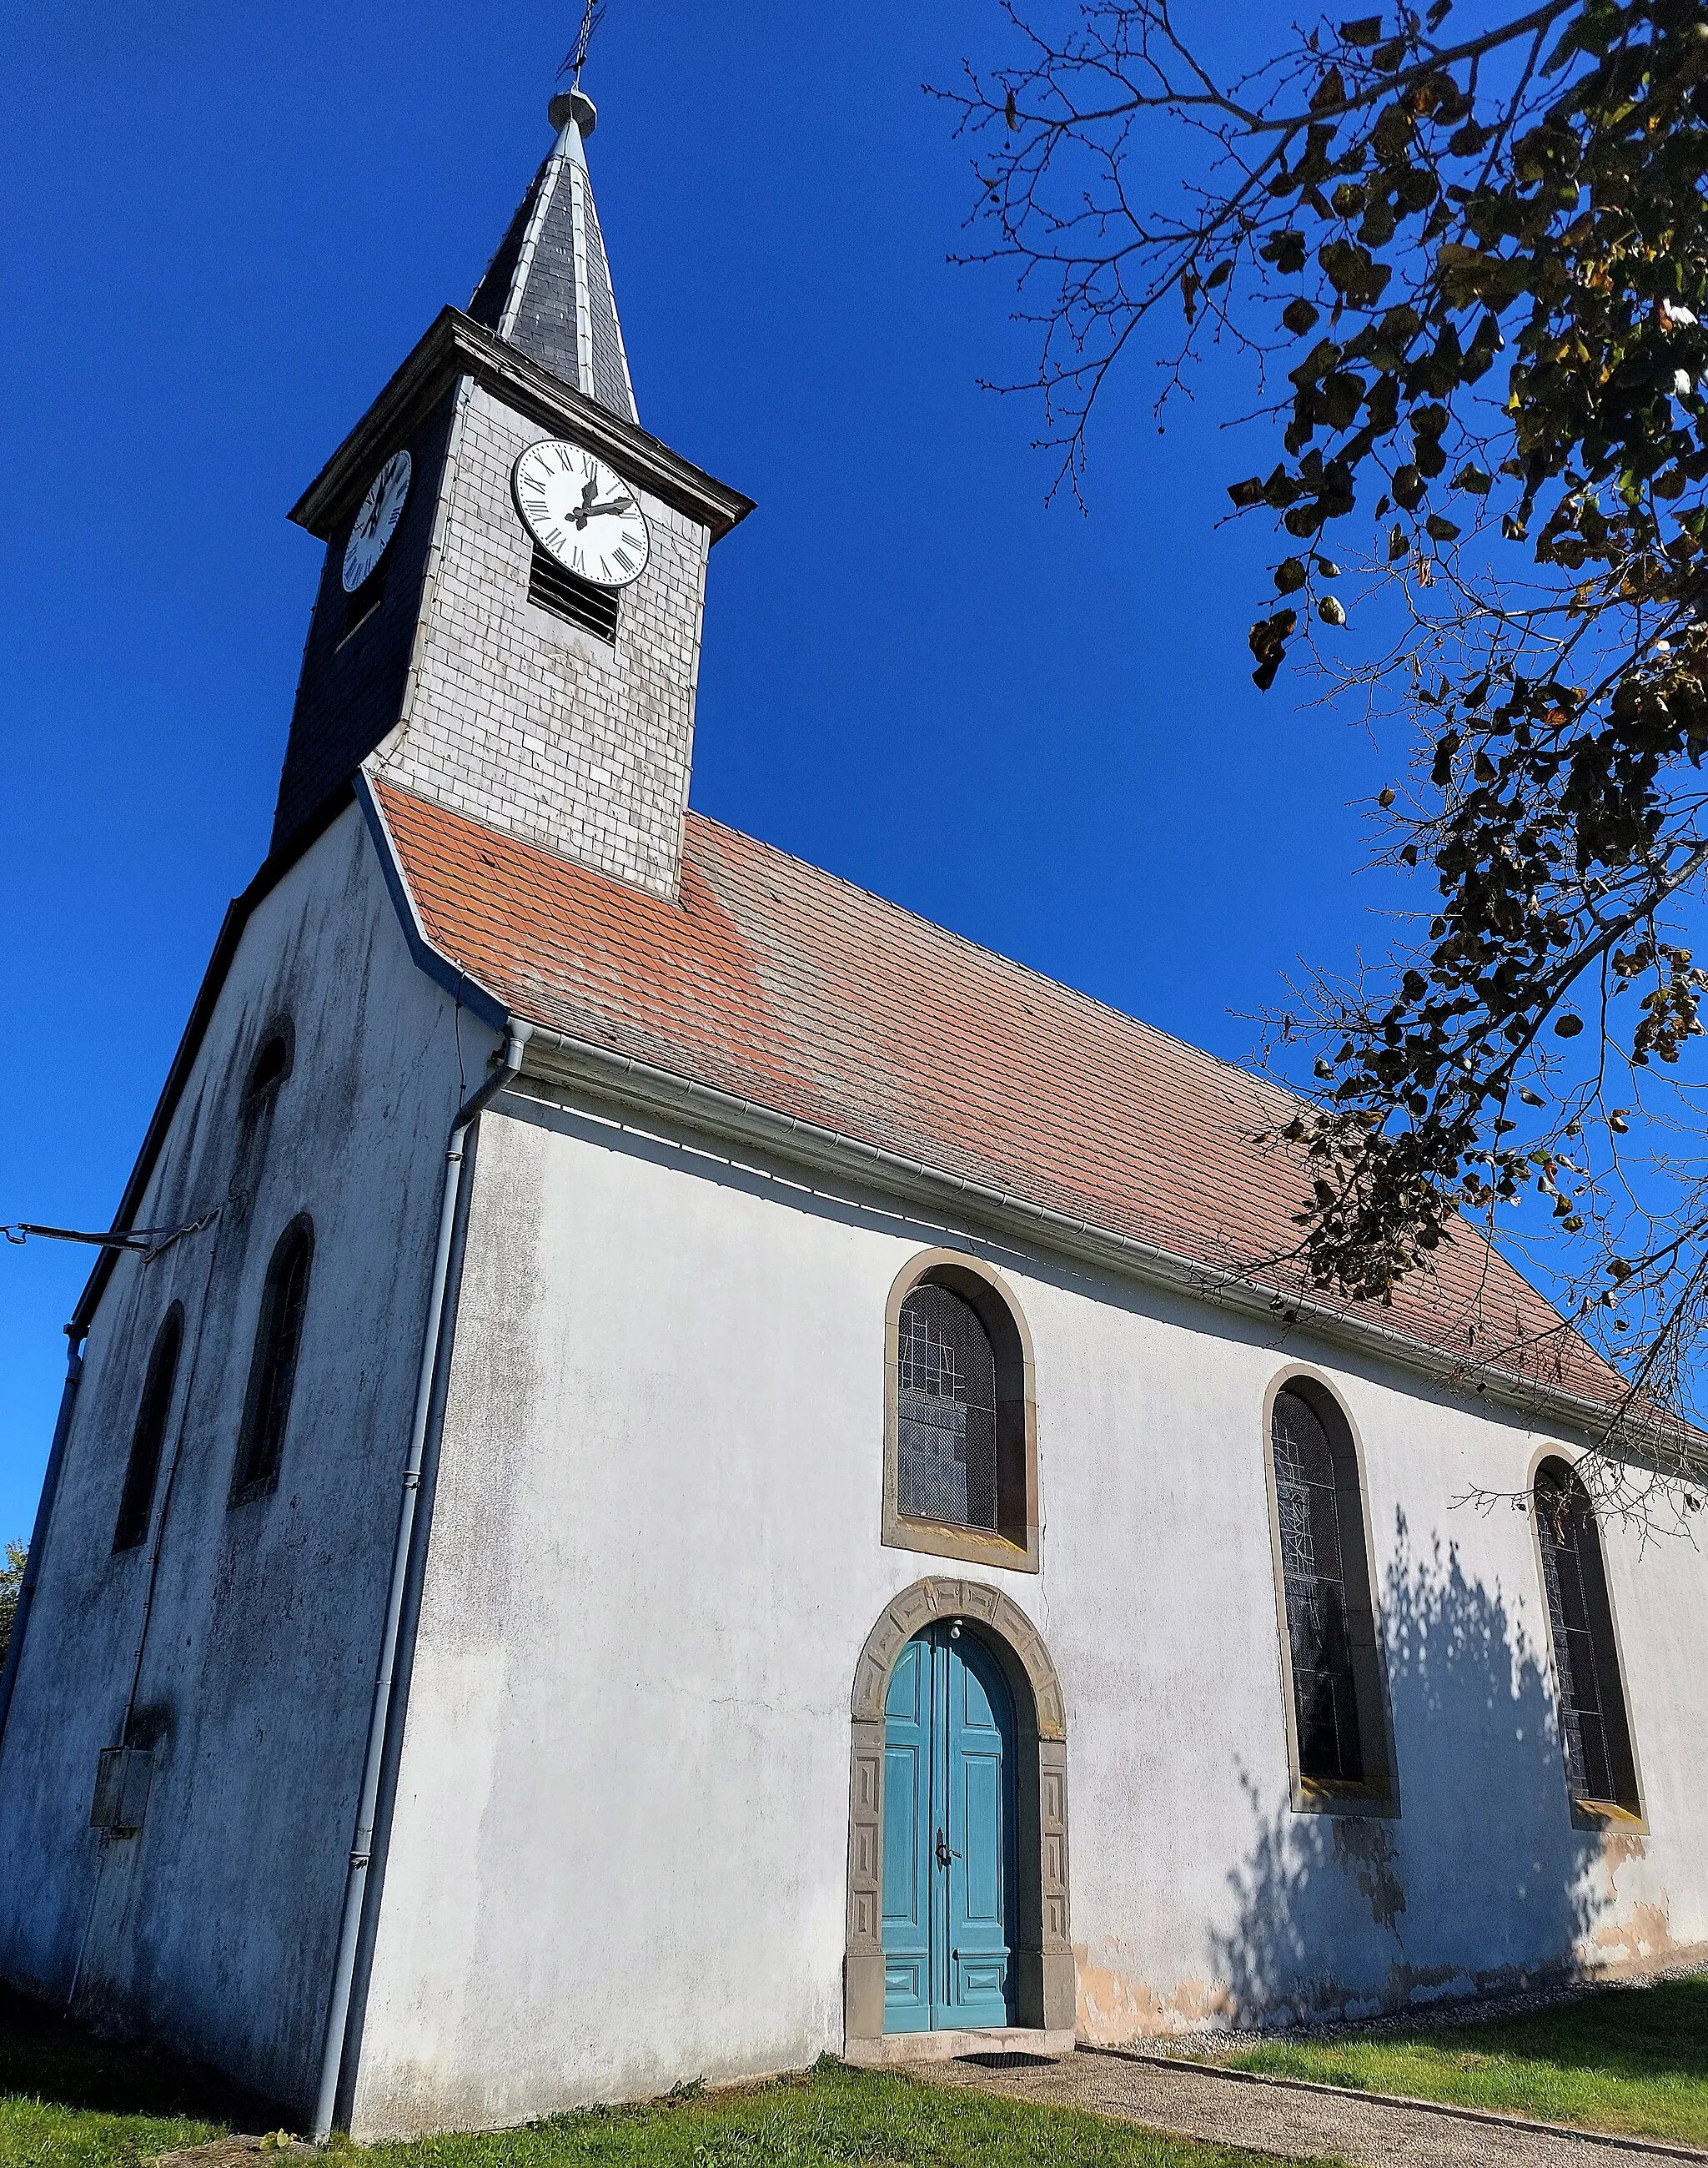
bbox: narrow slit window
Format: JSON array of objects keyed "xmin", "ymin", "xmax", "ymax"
[
  {"xmin": 113, "ymin": 1306, "xmax": 183, "ymax": 1553},
  {"xmin": 897, "ymin": 1285, "xmax": 998, "ymax": 1533},
  {"xmin": 244, "ymin": 1021, "xmax": 293, "ymax": 1107},
  {"xmin": 232, "ymin": 1218, "xmax": 313, "ymax": 1503},
  {"xmin": 1535, "ymin": 1459, "xmax": 1641, "ymax": 1817}
]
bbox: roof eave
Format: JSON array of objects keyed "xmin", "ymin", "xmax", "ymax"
[
  {"xmin": 289, "ymin": 307, "xmax": 754, "ymax": 543},
  {"xmin": 509, "ymin": 1018, "xmax": 1685, "ymax": 1466},
  {"xmin": 68, "ymin": 785, "xmax": 359, "ymax": 1336}
]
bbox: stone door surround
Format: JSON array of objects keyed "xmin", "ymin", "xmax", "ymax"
[{"xmin": 845, "ymin": 1576, "xmax": 1073, "ymax": 2053}]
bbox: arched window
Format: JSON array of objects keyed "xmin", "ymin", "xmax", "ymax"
[
  {"xmin": 243, "ymin": 1019, "xmax": 294, "ymax": 1108},
  {"xmin": 1534, "ymin": 1458, "xmax": 1642, "ymax": 1820},
  {"xmin": 231, "ymin": 1218, "xmax": 313, "ymax": 1504},
  {"xmin": 1267, "ymin": 1380, "xmax": 1395, "ymax": 1808},
  {"xmin": 897, "ymin": 1285, "xmax": 997, "ymax": 1531},
  {"xmin": 113, "ymin": 1305, "xmax": 183, "ymax": 1553},
  {"xmin": 883, "ymin": 1255, "xmax": 1038, "ymax": 1572}
]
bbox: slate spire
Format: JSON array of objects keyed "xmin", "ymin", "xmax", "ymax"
[{"xmin": 468, "ymin": 88, "xmax": 638, "ymax": 423}]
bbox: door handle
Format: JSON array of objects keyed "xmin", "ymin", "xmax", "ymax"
[{"xmin": 935, "ymin": 1830, "xmax": 960, "ymax": 1869}]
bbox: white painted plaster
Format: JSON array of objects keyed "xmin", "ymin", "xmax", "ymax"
[
  {"xmin": 0, "ymin": 806, "xmax": 480, "ymax": 2115},
  {"xmin": 348, "ymin": 1085, "xmax": 1708, "ymax": 2135}
]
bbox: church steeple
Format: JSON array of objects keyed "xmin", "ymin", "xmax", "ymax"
[
  {"xmin": 466, "ymin": 88, "xmax": 638, "ymax": 424},
  {"xmin": 272, "ymin": 82, "xmax": 750, "ymax": 897}
]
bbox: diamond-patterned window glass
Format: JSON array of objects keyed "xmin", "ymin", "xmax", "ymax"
[
  {"xmin": 1535, "ymin": 1462, "xmax": 1622, "ymax": 1805},
  {"xmin": 1271, "ymin": 1388, "xmax": 1364, "ymax": 1784},
  {"xmin": 897, "ymin": 1284, "xmax": 999, "ymax": 1532}
]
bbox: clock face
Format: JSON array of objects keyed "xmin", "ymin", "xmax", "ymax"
[
  {"xmin": 342, "ymin": 450, "xmax": 412, "ymax": 593},
  {"xmin": 513, "ymin": 440, "xmax": 651, "ymax": 588}
]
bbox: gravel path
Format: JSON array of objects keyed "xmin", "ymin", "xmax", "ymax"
[{"xmin": 925, "ymin": 2045, "xmax": 1708, "ymax": 2168}]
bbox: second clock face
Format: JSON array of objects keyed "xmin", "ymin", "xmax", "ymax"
[
  {"xmin": 343, "ymin": 449, "xmax": 411, "ymax": 593},
  {"xmin": 513, "ymin": 440, "xmax": 651, "ymax": 588}
]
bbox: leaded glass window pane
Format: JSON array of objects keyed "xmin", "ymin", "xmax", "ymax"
[
  {"xmin": 1536, "ymin": 1466, "xmax": 1618, "ymax": 1804},
  {"xmin": 1272, "ymin": 1388, "xmax": 1364, "ymax": 1783},
  {"xmin": 897, "ymin": 1285, "xmax": 998, "ymax": 1532}
]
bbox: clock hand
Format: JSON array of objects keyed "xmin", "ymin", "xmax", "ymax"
[{"xmin": 569, "ymin": 496, "xmax": 635, "ymax": 526}]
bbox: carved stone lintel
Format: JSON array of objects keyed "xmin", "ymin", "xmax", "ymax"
[{"xmin": 851, "ymin": 1576, "xmax": 1067, "ymax": 1741}]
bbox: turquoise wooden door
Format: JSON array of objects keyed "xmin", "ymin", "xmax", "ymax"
[{"xmin": 882, "ymin": 1624, "xmax": 1016, "ymax": 2031}]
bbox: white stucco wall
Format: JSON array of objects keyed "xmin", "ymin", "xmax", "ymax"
[
  {"xmin": 354, "ymin": 1082, "xmax": 1708, "ymax": 2137},
  {"xmin": 0, "ymin": 805, "xmax": 475, "ymax": 2115}
]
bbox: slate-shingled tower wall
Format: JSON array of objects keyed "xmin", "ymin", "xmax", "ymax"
[
  {"xmin": 272, "ymin": 91, "xmax": 711, "ymax": 903},
  {"xmin": 369, "ymin": 380, "xmax": 710, "ymax": 900}
]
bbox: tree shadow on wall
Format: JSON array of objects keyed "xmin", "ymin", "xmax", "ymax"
[{"xmin": 1213, "ymin": 1513, "xmax": 1608, "ymax": 2028}]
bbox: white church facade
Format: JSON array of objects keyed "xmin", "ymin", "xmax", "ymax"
[{"xmin": 2, "ymin": 85, "xmax": 1706, "ymax": 2142}]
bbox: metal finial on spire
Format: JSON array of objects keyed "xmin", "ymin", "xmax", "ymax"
[
  {"xmin": 470, "ymin": 5, "xmax": 637, "ymax": 425},
  {"xmin": 560, "ymin": 0, "xmax": 605, "ymax": 90}
]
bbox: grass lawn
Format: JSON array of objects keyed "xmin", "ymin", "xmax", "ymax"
[
  {"xmin": 1208, "ymin": 1971, "xmax": 1708, "ymax": 2146},
  {"xmin": 0, "ymin": 1991, "xmax": 1300, "ymax": 2168},
  {"xmin": 0, "ymin": 1984, "xmax": 274, "ymax": 2168}
]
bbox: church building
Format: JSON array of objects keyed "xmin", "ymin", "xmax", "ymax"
[{"xmin": 2, "ymin": 85, "xmax": 1705, "ymax": 2143}]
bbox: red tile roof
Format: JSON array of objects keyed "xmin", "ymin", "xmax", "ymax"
[{"xmin": 374, "ymin": 778, "xmax": 1620, "ymax": 1408}]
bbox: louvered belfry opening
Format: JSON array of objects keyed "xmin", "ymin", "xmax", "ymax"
[
  {"xmin": 897, "ymin": 1284, "xmax": 999, "ymax": 1532},
  {"xmin": 1535, "ymin": 1458, "xmax": 1641, "ymax": 1815},
  {"xmin": 527, "ymin": 547, "xmax": 620, "ymax": 641}
]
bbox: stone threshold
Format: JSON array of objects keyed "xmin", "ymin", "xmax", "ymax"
[
  {"xmin": 846, "ymin": 2028, "xmax": 1076, "ymax": 2068},
  {"xmin": 1093, "ymin": 2046, "xmax": 1708, "ymax": 2163}
]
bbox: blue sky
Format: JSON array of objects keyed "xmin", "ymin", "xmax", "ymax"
[{"xmin": 0, "ymin": 2, "xmax": 1398, "ymax": 1542}]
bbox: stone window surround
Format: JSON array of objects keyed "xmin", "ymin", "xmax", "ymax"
[
  {"xmin": 1260, "ymin": 1364, "xmax": 1401, "ymax": 1818},
  {"xmin": 1524, "ymin": 1443, "xmax": 1649, "ymax": 1834},
  {"xmin": 844, "ymin": 1575, "xmax": 1074, "ymax": 2051},
  {"xmin": 882, "ymin": 1249, "xmax": 1040, "ymax": 1575}
]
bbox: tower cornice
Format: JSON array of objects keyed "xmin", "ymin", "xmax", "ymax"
[{"xmin": 289, "ymin": 305, "xmax": 753, "ymax": 545}]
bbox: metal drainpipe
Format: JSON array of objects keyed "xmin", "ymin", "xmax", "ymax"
[
  {"xmin": 0, "ymin": 1324, "xmax": 85, "ymax": 1759},
  {"xmin": 311, "ymin": 1020, "xmax": 529, "ymax": 2141}
]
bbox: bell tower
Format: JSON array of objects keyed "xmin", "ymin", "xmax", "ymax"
[{"xmin": 269, "ymin": 88, "xmax": 751, "ymax": 901}]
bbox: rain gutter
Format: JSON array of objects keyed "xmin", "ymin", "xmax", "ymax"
[{"xmin": 512, "ymin": 1022, "xmax": 1690, "ymax": 1464}]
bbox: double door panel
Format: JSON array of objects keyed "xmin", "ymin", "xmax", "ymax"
[{"xmin": 882, "ymin": 1623, "xmax": 1016, "ymax": 2032}]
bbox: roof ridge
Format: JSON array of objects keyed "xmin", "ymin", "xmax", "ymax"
[{"xmin": 681, "ymin": 806, "xmax": 1296, "ymax": 1114}]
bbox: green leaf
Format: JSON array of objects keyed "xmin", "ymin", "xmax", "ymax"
[
  {"xmin": 1274, "ymin": 556, "xmax": 1309, "ymax": 592},
  {"xmin": 1554, "ymin": 1014, "xmax": 1585, "ymax": 1038},
  {"xmin": 1425, "ymin": 512, "xmax": 1461, "ymax": 541},
  {"xmin": 1339, "ymin": 16, "xmax": 1383, "ymax": 44}
]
